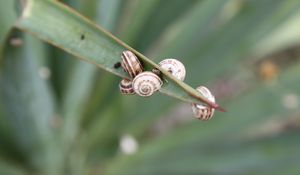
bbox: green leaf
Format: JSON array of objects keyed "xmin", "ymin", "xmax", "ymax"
[
  {"xmin": 120, "ymin": 0, "xmax": 229, "ymax": 137},
  {"xmin": 84, "ymin": 0, "xmax": 204, "ymax": 145},
  {"xmin": 134, "ymin": 0, "xmax": 198, "ymax": 52},
  {"xmin": 62, "ymin": 0, "xmax": 122, "ymax": 146},
  {"xmin": 2, "ymin": 0, "xmax": 300, "ymax": 174},
  {"xmin": 154, "ymin": 0, "xmax": 300, "ymax": 86},
  {"xmin": 123, "ymin": 131, "xmax": 300, "ymax": 175},
  {"xmin": 14, "ymin": 0, "xmax": 222, "ymax": 109},
  {"xmin": 0, "ymin": 160, "xmax": 27, "ymax": 175},
  {"xmin": 104, "ymin": 58, "xmax": 300, "ymax": 175},
  {"xmin": 121, "ymin": 0, "xmax": 300, "ymax": 137},
  {"xmin": 0, "ymin": 32, "xmax": 63, "ymax": 174},
  {"xmin": 0, "ymin": 0, "xmax": 18, "ymax": 54}
]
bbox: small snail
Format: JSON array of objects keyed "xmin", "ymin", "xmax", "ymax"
[
  {"xmin": 191, "ymin": 86, "xmax": 215, "ymax": 121},
  {"xmin": 121, "ymin": 50, "xmax": 143, "ymax": 78},
  {"xmin": 119, "ymin": 79, "xmax": 135, "ymax": 95},
  {"xmin": 158, "ymin": 58, "xmax": 186, "ymax": 81},
  {"xmin": 132, "ymin": 71, "xmax": 163, "ymax": 97}
]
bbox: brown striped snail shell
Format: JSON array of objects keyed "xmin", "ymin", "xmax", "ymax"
[
  {"xmin": 121, "ymin": 50, "xmax": 143, "ymax": 78},
  {"xmin": 191, "ymin": 86, "xmax": 215, "ymax": 121},
  {"xmin": 132, "ymin": 71, "xmax": 163, "ymax": 97},
  {"xmin": 119, "ymin": 79, "xmax": 135, "ymax": 95},
  {"xmin": 159, "ymin": 58, "xmax": 186, "ymax": 81}
]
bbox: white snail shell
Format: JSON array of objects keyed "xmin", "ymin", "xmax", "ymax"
[
  {"xmin": 132, "ymin": 71, "xmax": 163, "ymax": 97},
  {"xmin": 159, "ymin": 58, "xmax": 186, "ymax": 81},
  {"xmin": 191, "ymin": 86, "xmax": 215, "ymax": 121},
  {"xmin": 119, "ymin": 79, "xmax": 135, "ymax": 95},
  {"xmin": 121, "ymin": 50, "xmax": 143, "ymax": 78}
]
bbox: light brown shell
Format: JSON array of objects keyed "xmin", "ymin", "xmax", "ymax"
[
  {"xmin": 121, "ymin": 50, "xmax": 143, "ymax": 78},
  {"xmin": 191, "ymin": 86, "xmax": 215, "ymax": 121},
  {"xmin": 132, "ymin": 71, "xmax": 163, "ymax": 97},
  {"xmin": 119, "ymin": 79, "xmax": 135, "ymax": 95},
  {"xmin": 159, "ymin": 58, "xmax": 186, "ymax": 81}
]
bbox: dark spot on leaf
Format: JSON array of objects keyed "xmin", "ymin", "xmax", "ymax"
[
  {"xmin": 81, "ymin": 34, "xmax": 85, "ymax": 40},
  {"xmin": 114, "ymin": 62, "xmax": 121, "ymax": 69}
]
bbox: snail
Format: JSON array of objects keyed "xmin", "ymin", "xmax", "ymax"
[
  {"xmin": 121, "ymin": 50, "xmax": 143, "ymax": 78},
  {"xmin": 119, "ymin": 79, "xmax": 135, "ymax": 95},
  {"xmin": 158, "ymin": 58, "xmax": 186, "ymax": 81},
  {"xmin": 191, "ymin": 86, "xmax": 215, "ymax": 121},
  {"xmin": 132, "ymin": 71, "xmax": 163, "ymax": 97}
]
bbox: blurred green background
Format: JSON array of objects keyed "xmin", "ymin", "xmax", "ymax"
[{"xmin": 1, "ymin": 0, "xmax": 300, "ymax": 174}]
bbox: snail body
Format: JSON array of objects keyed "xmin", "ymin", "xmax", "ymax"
[
  {"xmin": 159, "ymin": 58, "xmax": 186, "ymax": 81},
  {"xmin": 132, "ymin": 71, "xmax": 163, "ymax": 97},
  {"xmin": 121, "ymin": 50, "xmax": 143, "ymax": 78},
  {"xmin": 119, "ymin": 79, "xmax": 135, "ymax": 95},
  {"xmin": 191, "ymin": 86, "xmax": 215, "ymax": 121}
]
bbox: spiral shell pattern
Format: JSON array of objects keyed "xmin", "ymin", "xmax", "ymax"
[
  {"xmin": 191, "ymin": 86, "xmax": 215, "ymax": 121},
  {"xmin": 121, "ymin": 50, "xmax": 143, "ymax": 78},
  {"xmin": 132, "ymin": 72, "xmax": 163, "ymax": 97},
  {"xmin": 119, "ymin": 79, "xmax": 135, "ymax": 95},
  {"xmin": 159, "ymin": 58, "xmax": 186, "ymax": 81}
]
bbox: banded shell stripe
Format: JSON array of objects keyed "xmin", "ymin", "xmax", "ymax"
[
  {"xmin": 119, "ymin": 79, "xmax": 135, "ymax": 95},
  {"xmin": 132, "ymin": 71, "xmax": 163, "ymax": 97},
  {"xmin": 121, "ymin": 51, "xmax": 143, "ymax": 78},
  {"xmin": 191, "ymin": 86, "xmax": 216, "ymax": 121}
]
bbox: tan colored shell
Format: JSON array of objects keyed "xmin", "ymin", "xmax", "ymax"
[
  {"xmin": 159, "ymin": 58, "xmax": 186, "ymax": 81},
  {"xmin": 121, "ymin": 50, "xmax": 143, "ymax": 78},
  {"xmin": 119, "ymin": 79, "xmax": 135, "ymax": 95},
  {"xmin": 191, "ymin": 86, "xmax": 215, "ymax": 121},
  {"xmin": 132, "ymin": 71, "xmax": 163, "ymax": 97}
]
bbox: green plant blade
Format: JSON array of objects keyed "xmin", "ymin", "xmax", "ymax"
[
  {"xmin": 153, "ymin": 0, "xmax": 300, "ymax": 86},
  {"xmin": 120, "ymin": 0, "xmax": 229, "ymax": 137},
  {"xmin": 0, "ymin": 31, "xmax": 64, "ymax": 174},
  {"xmin": 116, "ymin": 131, "xmax": 300, "ymax": 175},
  {"xmin": 83, "ymin": 0, "xmax": 202, "ymax": 144},
  {"xmin": 0, "ymin": 160, "xmax": 27, "ymax": 175},
  {"xmin": 62, "ymin": 0, "xmax": 121, "ymax": 147},
  {"xmin": 120, "ymin": 0, "xmax": 300, "ymax": 137},
  {"xmin": 119, "ymin": 0, "xmax": 197, "ymax": 52},
  {"xmin": 103, "ymin": 57, "xmax": 300, "ymax": 174},
  {"xmin": 14, "ymin": 0, "xmax": 223, "ymax": 110},
  {"xmin": 0, "ymin": 0, "xmax": 18, "ymax": 55}
]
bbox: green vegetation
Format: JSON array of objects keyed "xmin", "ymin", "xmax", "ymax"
[{"xmin": 1, "ymin": 0, "xmax": 300, "ymax": 174}]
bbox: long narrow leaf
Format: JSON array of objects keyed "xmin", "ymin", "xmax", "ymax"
[
  {"xmin": 14, "ymin": 0, "xmax": 222, "ymax": 109},
  {"xmin": 0, "ymin": 32, "xmax": 63, "ymax": 174}
]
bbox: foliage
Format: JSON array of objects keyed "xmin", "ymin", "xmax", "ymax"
[{"xmin": 1, "ymin": 0, "xmax": 300, "ymax": 175}]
